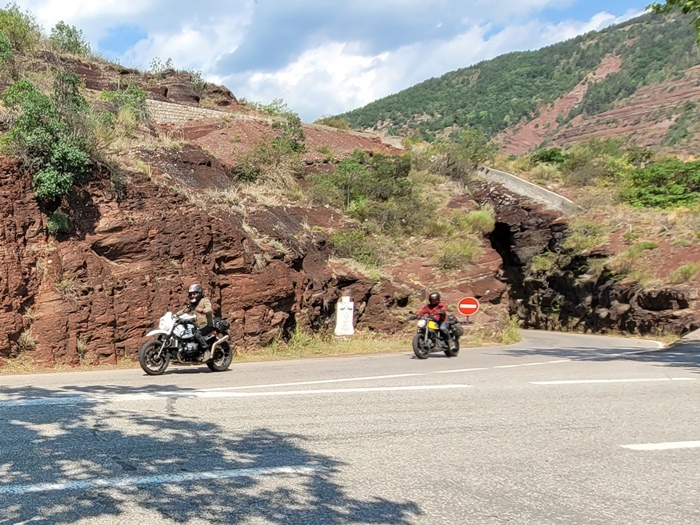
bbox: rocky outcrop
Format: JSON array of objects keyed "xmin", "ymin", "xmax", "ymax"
[
  {"xmin": 0, "ymin": 149, "xmax": 410, "ymax": 367},
  {"xmin": 472, "ymin": 180, "xmax": 700, "ymax": 337}
]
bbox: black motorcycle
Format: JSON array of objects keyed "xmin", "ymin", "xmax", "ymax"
[
  {"xmin": 138, "ymin": 311, "xmax": 233, "ymax": 375},
  {"xmin": 412, "ymin": 314, "xmax": 464, "ymax": 359}
]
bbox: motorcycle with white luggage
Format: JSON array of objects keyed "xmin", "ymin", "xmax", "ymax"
[{"xmin": 138, "ymin": 311, "xmax": 233, "ymax": 375}]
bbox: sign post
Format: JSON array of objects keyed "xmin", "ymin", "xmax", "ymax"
[
  {"xmin": 334, "ymin": 296, "xmax": 355, "ymax": 336},
  {"xmin": 457, "ymin": 297, "xmax": 480, "ymax": 318}
]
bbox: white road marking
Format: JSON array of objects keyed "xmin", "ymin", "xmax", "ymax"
[
  {"xmin": 197, "ymin": 385, "xmax": 473, "ymax": 397},
  {"xmin": 0, "ymin": 384, "xmax": 472, "ymax": 408},
  {"xmin": 436, "ymin": 368, "xmax": 488, "ymax": 374},
  {"xmin": 494, "ymin": 359, "xmax": 570, "ymax": 369},
  {"xmin": 531, "ymin": 378, "xmax": 696, "ymax": 385},
  {"xmin": 0, "ymin": 465, "xmax": 326, "ymax": 496},
  {"xmin": 204, "ymin": 373, "xmax": 424, "ymax": 391},
  {"xmin": 621, "ymin": 441, "xmax": 700, "ymax": 451}
]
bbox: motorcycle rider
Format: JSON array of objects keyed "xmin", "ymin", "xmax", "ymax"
[
  {"xmin": 415, "ymin": 291, "xmax": 455, "ymax": 350},
  {"xmin": 177, "ymin": 284, "xmax": 214, "ymax": 361}
]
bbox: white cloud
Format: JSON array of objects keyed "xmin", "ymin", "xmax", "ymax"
[
  {"xmin": 215, "ymin": 9, "xmax": 644, "ymax": 121},
  {"xmin": 8, "ymin": 0, "xmax": 648, "ymax": 121}
]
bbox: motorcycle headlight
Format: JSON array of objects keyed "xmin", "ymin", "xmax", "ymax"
[{"xmin": 417, "ymin": 319, "xmax": 427, "ymax": 328}]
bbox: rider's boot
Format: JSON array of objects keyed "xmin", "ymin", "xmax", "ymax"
[
  {"xmin": 441, "ymin": 328, "xmax": 454, "ymax": 350},
  {"xmin": 195, "ymin": 332, "xmax": 211, "ymax": 361},
  {"xmin": 446, "ymin": 335, "xmax": 455, "ymax": 350}
]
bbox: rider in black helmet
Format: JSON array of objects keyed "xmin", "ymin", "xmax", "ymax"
[
  {"xmin": 416, "ymin": 291, "xmax": 454, "ymax": 349},
  {"xmin": 177, "ymin": 283, "xmax": 214, "ymax": 361}
]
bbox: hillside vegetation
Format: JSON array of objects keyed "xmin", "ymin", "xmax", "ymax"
[{"xmin": 334, "ymin": 13, "xmax": 700, "ymax": 152}]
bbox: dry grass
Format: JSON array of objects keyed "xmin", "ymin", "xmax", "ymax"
[
  {"xmin": 237, "ymin": 331, "xmax": 412, "ymax": 363},
  {"xmin": 328, "ymin": 256, "xmax": 391, "ymax": 283},
  {"xmin": 0, "ymin": 325, "xmax": 514, "ymax": 374},
  {"xmin": 196, "ymin": 188, "xmax": 245, "ymax": 215},
  {"xmin": 0, "ymin": 354, "xmax": 42, "ymax": 374}
]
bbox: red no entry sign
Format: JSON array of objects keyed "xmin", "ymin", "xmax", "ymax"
[{"xmin": 457, "ymin": 297, "xmax": 480, "ymax": 316}]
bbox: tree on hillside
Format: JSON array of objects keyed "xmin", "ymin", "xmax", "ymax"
[
  {"xmin": 649, "ymin": 1, "xmax": 700, "ymax": 41},
  {"xmin": 50, "ymin": 21, "xmax": 91, "ymax": 56}
]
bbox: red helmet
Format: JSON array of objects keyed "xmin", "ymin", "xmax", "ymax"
[{"xmin": 428, "ymin": 292, "xmax": 440, "ymax": 305}]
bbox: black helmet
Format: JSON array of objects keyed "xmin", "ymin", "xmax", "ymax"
[
  {"xmin": 188, "ymin": 283, "xmax": 204, "ymax": 304},
  {"xmin": 428, "ymin": 292, "xmax": 440, "ymax": 305}
]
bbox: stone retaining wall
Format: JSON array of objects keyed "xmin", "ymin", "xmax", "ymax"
[
  {"xmin": 477, "ymin": 166, "xmax": 583, "ymax": 216},
  {"xmin": 146, "ymin": 99, "xmax": 274, "ymax": 125}
]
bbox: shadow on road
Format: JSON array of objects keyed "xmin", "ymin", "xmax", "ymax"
[
  {"xmin": 502, "ymin": 339, "xmax": 700, "ymax": 375},
  {"xmin": 0, "ymin": 384, "xmax": 421, "ymax": 524}
]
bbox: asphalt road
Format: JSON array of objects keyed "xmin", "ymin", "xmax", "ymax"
[{"xmin": 1, "ymin": 330, "xmax": 698, "ymax": 525}]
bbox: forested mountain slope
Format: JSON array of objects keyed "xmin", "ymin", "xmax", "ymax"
[{"xmin": 335, "ymin": 13, "xmax": 700, "ymax": 155}]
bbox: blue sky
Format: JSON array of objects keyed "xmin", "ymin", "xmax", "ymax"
[{"xmin": 15, "ymin": 1, "xmax": 652, "ymax": 122}]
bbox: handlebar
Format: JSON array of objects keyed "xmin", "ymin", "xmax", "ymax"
[{"xmin": 413, "ymin": 314, "xmax": 442, "ymax": 321}]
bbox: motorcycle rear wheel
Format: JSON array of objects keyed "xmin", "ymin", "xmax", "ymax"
[
  {"xmin": 139, "ymin": 340, "xmax": 170, "ymax": 375},
  {"xmin": 412, "ymin": 334, "xmax": 431, "ymax": 359},
  {"xmin": 206, "ymin": 342, "xmax": 233, "ymax": 372}
]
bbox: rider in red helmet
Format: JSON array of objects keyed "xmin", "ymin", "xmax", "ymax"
[{"xmin": 415, "ymin": 291, "xmax": 454, "ymax": 349}]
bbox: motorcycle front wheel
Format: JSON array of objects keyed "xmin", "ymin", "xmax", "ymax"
[
  {"xmin": 139, "ymin": 340, "xmax": 170, "ymax": 375},
  {"xmin": 206, "ymin": 341, "xmax": 233, "ymax": 372},
  {"xmin": 412, "ymin": 334, "xmax": 431, "ymax": 359}
]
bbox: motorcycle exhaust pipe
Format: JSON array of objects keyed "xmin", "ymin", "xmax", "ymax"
[{"xmin": 210, "ymin": 335, "xmax": 230, "ymax": 354}]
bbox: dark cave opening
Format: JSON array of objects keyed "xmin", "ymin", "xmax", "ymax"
[{"xmin": 488, "ymin": 221, "xmax": 526, "ymax": 305}]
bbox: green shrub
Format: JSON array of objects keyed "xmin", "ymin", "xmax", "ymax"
[
  {"xmin": 530, "ymin": 147, "xmax": 567, "ymax": 165},
  {"xmin": 530, "ymin": 252, "xmax": 558, "ymax": 273},
  {"xmin": 34, "ymin": 166, "xmax": 74, "ymax": 199},
  {"xmin": 316, "ymin": 145, "xmax": 333, "ymax": 160},
  {"xmin": 271, "ymin": 112, "xmax": 306, "ymax": 154},
  {"xmin": 247, "ymin": 98, "xmax": 306, "ymax": 153},
  {"xmin": 186, "ymin": 69, "xmax": 206, "ymax": 95},
  {"xmin": 49, "ymin": 21, "xmax": 90, "ymax": 56},
  {"xmin": 1, "ymin": 79, "xmax": 57, "ymax": 160},
  {"xmin": 47, "ymin": 211, "xmax": 69, "ymax": 235},
  {"xmin": 669, "ymin": 263, "xmax": 700, "ymax": 284},
  {"xmin": 621, "ymin": 158, "xmax": 700, "ymax": 208},
  {"xmin": 372, "ymin": 195, "xmax": 431, "ymax": 234},
  {"xmin": 100, "ymin": 85, "xmax": 149, "ymax": 122},
  {"xmin": 450, "ymin": 205, "xmax": 496, "ymax": 235},
  {"xmin": 561, "ymin": 220, "xmax": 605, "ymax": 253},
  {"xmin": 625, "ymin": 241, "xmax": 658, "ymax": 258},
  {"xmin": 423, "ymin": 219, "xmax": 454, "ymax": 238},
  {"xmin": 435, "ymin": 238, "xmax": 482, "ymax": 270},
  {"xmin": 419, "ymin": 129, "xmax": 497, "ymax": 184},
  {"xmin": 530, "ymin": 162, "xmax": 562, "ymax": 182},
  {"xmin": 1, "ymin": 77, "xmax": 93, "ymax": 201},
  {"xmin": 499, "ymin": 315, "xmax": 522, "ymax": 344},
  {"xmin": 314, "ymin": 116, "xmax": 351, "ymax": 130},
  {"xmin": 330, "ymin": 228, "xmax": 386, "ymax": 267},
  {"xmin": 0, "ymin": 31, "xmax": 13, "ymax": 76},
  {"xmin": 308, "ymin": 150, "xmax": 411, "ymax": 211},
  {"xmin": 560, "ymin": 139, "xmax": 631, "ymax": 188},
  {"xmin": 0, "ymin": 3, "xmax": 40, "ymax": 52},
  {"xmin": 231, "ymin": 135, "xmax": 303, "ymax": 187}
]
